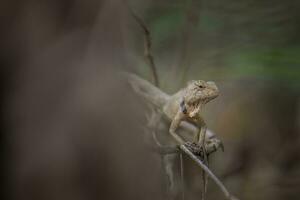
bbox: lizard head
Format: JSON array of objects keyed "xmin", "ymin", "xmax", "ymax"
[{"xmin": 183, "ymin": 80, "xmax": 219, "ymax": 117}]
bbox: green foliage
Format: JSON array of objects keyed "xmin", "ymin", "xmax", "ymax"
[
  {"xmin": 148, "ymin": 7, "xmax": 185, "ymax": 48},
  {"xmin": 198, "ymin": 11, "xmax": 224, "ymax": 33},
  {"xmin": 134, "ymin": 0, "xmax": 300, "ymax": 91},
  {"xmin": 225, "ymin": 47, "xmax": 300, "ymax": 84}
]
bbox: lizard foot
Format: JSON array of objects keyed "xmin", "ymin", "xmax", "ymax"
[{"xmin": 184, "ymin": 142, "xmax": 205, "ymax": 158}]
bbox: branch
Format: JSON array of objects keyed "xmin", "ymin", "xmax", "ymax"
[
  {"xmin": 128, "ymin": 7, "xmax": 159, "ymax": 87},
  {"xmin": 180, "ymin": 145, "xmax": 238, "ymax": 200}
]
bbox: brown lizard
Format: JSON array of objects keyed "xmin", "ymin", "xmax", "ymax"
[
  {"xmin": 125, "ymin": 73, "xmax": 219, "ymax": 149},
  {"xmin": 125, "ymin": 73, "xmax": 225, "ymax": 200}
]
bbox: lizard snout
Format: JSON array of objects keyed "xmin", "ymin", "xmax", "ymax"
[{"xmin": 206, "ymin": 81, "xmax": 219, "ymax": 98}]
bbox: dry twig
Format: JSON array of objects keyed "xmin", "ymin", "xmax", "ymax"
[
  {"xmin": 180, "ymin": 145, "xmax": 238, "ymax": 200},
  {"xmin": 126, "ymin": 3, "xmax": 238, "ymax": 200},
  {"xmin": 128, "ymin": 7, "xmax": 159, "ymax": 87}
]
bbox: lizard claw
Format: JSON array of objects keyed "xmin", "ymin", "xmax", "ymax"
[{"xmin": 184, "ymin": 141, "xmax": 203, "ymax": 156}]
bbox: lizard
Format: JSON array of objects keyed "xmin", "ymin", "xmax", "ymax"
[
  {"xmin": 124, "ymin": 72, "xmax": 221, "ymax": 199},
  {"xmin": 125, "ymin": 72, "xmax": 220, "ymax": 149}
]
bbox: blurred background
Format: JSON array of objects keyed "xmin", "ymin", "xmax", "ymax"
[{"xmin": 1, "ymin": 0, "xmax": 300, "ymax": 200}]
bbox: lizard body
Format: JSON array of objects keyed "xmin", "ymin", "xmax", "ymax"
[{"xmin": 126, "ymin": 73, "xmax": 219, "ymax": 146}]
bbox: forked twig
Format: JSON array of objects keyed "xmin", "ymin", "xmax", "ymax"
[
  {"xmin": 125, "ymin": 3, "xmax": 238, "ymax": 200},
  {"xmin": 180, "ymin": 145, "xmax": 238, "ymax": 200},
  {"xmin": 180, "ymin": 152, "xmax": 185, "ymax": 200},
  {"xmin": 128, "ymin": 6, "xmax": 159, "ymax": 87}
]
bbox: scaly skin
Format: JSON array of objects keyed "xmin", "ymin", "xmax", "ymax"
[{"xmin": 165, "ymin": 80, "xmax": 219, "ymax": 146}]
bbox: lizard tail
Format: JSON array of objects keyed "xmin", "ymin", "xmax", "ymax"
[{"xmin": 122, "ymin": 72, "xmax": 169, "ymax": 108}]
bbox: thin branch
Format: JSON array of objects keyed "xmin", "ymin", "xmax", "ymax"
[
  {"xmin": 180, "ymin": 152, "xmax": 185, "ymax": 200},
  {"xmin": 180, "ymin": 145, "xmax": 238, "ymax": 200},
  {"xmin": 128, "ymin": 7, "xmax": 159, "ymax": 87}
]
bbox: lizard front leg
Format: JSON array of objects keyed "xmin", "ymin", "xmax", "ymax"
[
  {"xmin": 198, "ymin": 121, "xmax": 207, "ymax": 149},
  {"xmin": 169, "ymin": 111, "xmax": 186, "ymax": 145},
  {"xmin": 186, "ymin": 115, "xmax": 207, "ymax": 146}
]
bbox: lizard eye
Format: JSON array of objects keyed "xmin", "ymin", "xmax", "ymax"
[{"xmin": 198, "ymin": 85, "xmax": 204, "ymax": 89}]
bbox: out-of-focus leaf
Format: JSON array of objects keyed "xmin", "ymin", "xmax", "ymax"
[
  {"xmin": 224, "ymin": 47, "xmax": 300, "ymax": 85},
  {"xmin": 198, "ymin": 11, "xmax": 224, "ymax": 32},
  {"xmin": 148, "ymin": 7, "xmax": 185, "ymax": 49}
]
